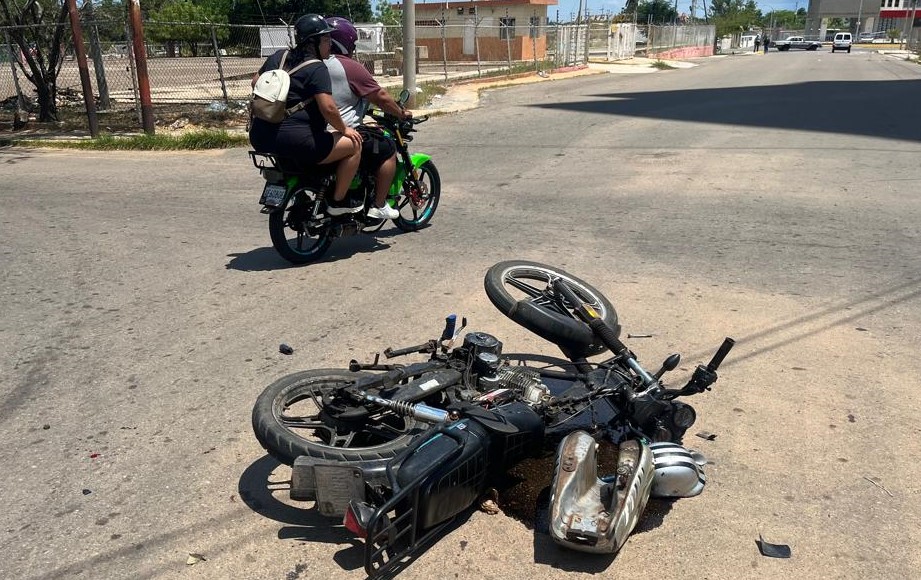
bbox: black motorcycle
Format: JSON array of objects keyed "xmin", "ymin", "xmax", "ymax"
[
  {"xmin": 251, "ymin": 261, "xmax": 734, "ymax": 577},
  {"xmin": 249, "ymin": 90, "xmax": 440, "ymax": 264}
]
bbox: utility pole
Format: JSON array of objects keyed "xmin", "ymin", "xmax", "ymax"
[
  {"xmin": 855, "ymin": 0, "xmax": 864, "ymax": 37},
  {"xmin": 403, "ymin": 0, "xmax": 416, "ymax": 107}
]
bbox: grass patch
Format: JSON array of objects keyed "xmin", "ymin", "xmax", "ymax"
[
  {"xmin": 13, "ymin": 129, "xmax": 248, "ymax": 150},
  {"xmin": 651, "ymin": 60, "xmax": 676, "ymax": 70}
]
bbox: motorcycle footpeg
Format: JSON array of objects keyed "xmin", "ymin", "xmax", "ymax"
[{"xmin": 549, "ymin": 432, "xmax": 655, "ymax": 554}]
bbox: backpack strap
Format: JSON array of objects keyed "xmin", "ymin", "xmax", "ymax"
[{"xmin": 283, "ymin": 59, "xmax": 321, "ymax": 117}]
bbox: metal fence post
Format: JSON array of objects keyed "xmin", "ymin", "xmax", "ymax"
[
  {"xmin": 64, "ymin": 0, "xmax": 99, "ymax": 137},
  {"xmin": 440, "ymin": 18, "xmax": 448, "ymax": 82},
  {"xmin": 475, "ymin": 13, "xmax": 482, "ymax": 77},
  {"xmin": 84, "ymin": 2, "xmax": 111, "ymax": 110},
  {"xmin": 124, "ymin": 23, "xmax": 142, "ymax": 124},
  {"xmin": 504, "ymin": 10, "xmax": 512, "ymax": 75},
  {"xmin": 210, "ymin": 24, "xmax": 229, "ymax": 103}
]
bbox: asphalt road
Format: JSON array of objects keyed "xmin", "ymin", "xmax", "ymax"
[{"xmin": 2, "ymin": 50, "xmax": 920, "ymax": 580}]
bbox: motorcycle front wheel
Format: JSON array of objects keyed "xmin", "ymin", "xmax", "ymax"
[
  {"xmin": 484, "ymin": 261, "xmax": 619, "ymax": 357},
  {"xmin": 394, "ymin": 160, "xmax": 440, "ymax": 232},
  {"xmin": 268, "ymin": 198, "xmax": 332, "ymax": 264},
  {"xmin": 252, "ymin": 369, "xmax": 422, "ymax": 465}
]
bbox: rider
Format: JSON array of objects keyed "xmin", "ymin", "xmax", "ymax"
[
  {"xmin": 324, "ymin": 16, "xmax": 413, "ymax": 221},
  {"xmin": 248, "ymin": 14, "xmax": 363, "ymax": 215}
]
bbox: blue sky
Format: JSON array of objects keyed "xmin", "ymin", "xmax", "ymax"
[{"xmin": 550, "ymin": 0, "xmax": 805, "ymax": 21}]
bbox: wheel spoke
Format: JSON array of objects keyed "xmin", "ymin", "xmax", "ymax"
[
  {"xmin": 505, "ymin": 275, "xmax": 545, "ymax": 298},
  {"xmin": 329, "ymin": 430, "xmax": 357, "ymax": 447}
]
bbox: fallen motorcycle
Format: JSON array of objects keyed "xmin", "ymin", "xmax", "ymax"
[
  {"xmin": 249, "ymin": 90, "xmax": 440, "ymax": 264},
  {"xmin": 251, "ymin": 260, "xmax": 734, "ymax": 577}
]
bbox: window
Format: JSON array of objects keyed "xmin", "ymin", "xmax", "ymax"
[
  {"xmin": 469, "ymin": 7, "xmax": 476, "ymax": 14},
  {"xmin": 529, "ymin": 16, "xmax": 540, "ymax": 38},
  {"xmin": 457, "ymin": 7, "xmax": 464, "ymax": 14},
  {"xmin": 499, "ymin": 17, "xmax": 516, "ymax": 39}
]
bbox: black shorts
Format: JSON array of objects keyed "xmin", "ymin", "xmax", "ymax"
[{"xmin": 357, "ymin": 125, "xmax": 397, "ymax": 171}]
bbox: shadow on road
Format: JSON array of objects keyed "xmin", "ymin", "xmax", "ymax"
[
  {"xmin": 533, "ymin": 79, "xmax": 921, "ymax": 143},
  {"xmin": 226, "ymin": 236, "xmax": 392, "ymax": 271}
]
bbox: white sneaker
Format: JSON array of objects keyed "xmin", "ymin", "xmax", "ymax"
[{"xmin": 367, "ymin": 204, "xmax": 400, "ymax": 220}]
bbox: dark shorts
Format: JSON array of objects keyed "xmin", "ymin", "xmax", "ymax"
[
  {"xmin": 357, "ymin": 125, "xmax": 397, "ymax": 171},
  {"xmin": 249, "ymin": 118, "xmax": 335, "ymax": 166}
]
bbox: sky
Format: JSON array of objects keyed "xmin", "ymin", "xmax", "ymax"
[{"xmin": 547, "ymin": 0, "xmax": 806, "ymax": 22}]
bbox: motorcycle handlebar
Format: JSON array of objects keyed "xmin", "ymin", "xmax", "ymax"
[{"xmin": 706, "ymin": 337, "xmax": 735, "ymax": 371}]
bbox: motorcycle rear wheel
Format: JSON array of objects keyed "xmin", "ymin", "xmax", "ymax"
[
  {"xmin": 484, "ymin": 261, "xmax": 619, "ymax": 357},
  {"xmin": 252, "ymin": 369, "xmax": 422, "ymax": 465},
  {"xmin": 268, "ymin": 200, "xmax": 332, "ymax": 264},
  {"xmin": 394, "ymin": 161, "xmax": 440, "ymax": 232}
]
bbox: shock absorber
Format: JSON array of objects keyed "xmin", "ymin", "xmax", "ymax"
[{"xmin": 360, "ymin": 392, "xmax": 458, "ymax": 424}]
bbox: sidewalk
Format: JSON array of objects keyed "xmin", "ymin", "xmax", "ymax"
[{"xmin": 410, "ymin": 57, "xmax": 697, "ymax": 116}]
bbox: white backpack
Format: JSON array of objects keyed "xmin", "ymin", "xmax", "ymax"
[{"xmin": 250, "ymin": 50, "xmax": 319, "ymax": 123}]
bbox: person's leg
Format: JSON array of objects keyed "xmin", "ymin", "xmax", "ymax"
[
  {"xmin": 319, "ymin": 134, "xmax": 361, "ymax": 202},
  {"xmin": 374, "ymin": 155, "xmax": 397, "ymax": 207}
]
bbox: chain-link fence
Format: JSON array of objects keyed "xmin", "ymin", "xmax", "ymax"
[
  {"xmin": 1, "ymin": 17, "xmax": 595, "ymax": 132},
  {"xmin": 637, "ymin": 24, "xmax": 716, "ymax": 59}
]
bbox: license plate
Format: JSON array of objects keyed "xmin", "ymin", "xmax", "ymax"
[{"xmin": 259, "ymin": 183, "xmax": 286, "ymax": 207}]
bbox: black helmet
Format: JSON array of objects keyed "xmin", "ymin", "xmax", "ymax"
[{"xmin": 294, "ymin": 14, "xmax": 334, "ymax": 46}]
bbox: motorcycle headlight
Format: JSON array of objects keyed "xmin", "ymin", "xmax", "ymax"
[{"xmin": 671, "ymin": 403, "xmax": 697, "ymax": 430}]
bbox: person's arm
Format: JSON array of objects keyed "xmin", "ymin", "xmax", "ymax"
[
  {"xmin": 367, "ymin": 88, "xmax": 412, "ymax": 120},
  {"xmin": 316, "ymin": 92, "xmax": 362, "ymax": 145}
]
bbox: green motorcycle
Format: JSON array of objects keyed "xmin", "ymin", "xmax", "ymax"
[{"xmin": 249, "ymin": 91, "xmax": 440, "ymax": 264}]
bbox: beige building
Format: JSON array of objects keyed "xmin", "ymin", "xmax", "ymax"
[{"xmin": 396, "ymin": 0, "xmax": 558, "ymax": 61}]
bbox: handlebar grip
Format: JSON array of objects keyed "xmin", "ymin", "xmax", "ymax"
[
  {"xmin": 588, "ymin": 318, "xmax": 629, "ymax": 357},
  {"xmin": 706, "ymin": 337, "xmax": 735, "ymax": 371},
  {"xmin": 551, "ymin": 279, "xmax": 628, "ymax": 357}
]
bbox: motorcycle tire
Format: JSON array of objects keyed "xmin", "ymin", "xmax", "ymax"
[
  {"xmin": 252, "ymin": 369, "xmax": 422, "ymax": 465},
  {"xmin": 268, "ymin": 201, "xmax": 332, "ymax": 265},
  {"xmin": 395, "ymin": 161, "xmax": 440, "ymax": 232},
  {"xmin": 484, "ymin": 261, "xmax": 619, "ymax": 357}
]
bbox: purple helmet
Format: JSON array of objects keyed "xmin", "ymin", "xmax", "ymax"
[{"xmin": 326, "ymin": 16, "xmax": 358, "ymax": 56}]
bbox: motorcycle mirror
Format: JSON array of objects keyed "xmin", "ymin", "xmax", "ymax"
[
  {"xmin": 398, "ymin": 89, "xmax": 410, "ymax": 106},
  {"xmin": 654, "ymin": 353, "xmax": 681, "ymax": 380}
]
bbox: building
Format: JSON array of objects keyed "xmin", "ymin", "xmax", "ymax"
[
  {"xmin": 805, "ymin": 0, "xmax": 919, "ymax": 41},
  {"xmin": 396, "ymin": 0, "xmax": 558, "ymax": 62}
]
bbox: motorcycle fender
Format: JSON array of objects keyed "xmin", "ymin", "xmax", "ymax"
[
  {"xmin": 260, "ymin": 176, "xmax": 299, "ymax": 212},
  {"xmin": 408, "ymin": 152, "xmax": 431, "ymax": 169},
  {"xmin": 549, "ymin": 432, "xmax": 654, "ymax": 554},
  {"xmin": 291, "ymin": 455, "xmax": 386, "ymax": 516}
]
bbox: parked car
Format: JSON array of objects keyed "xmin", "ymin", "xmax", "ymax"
[
  {"xmin": 772, "ymin": 36, "xmax": 822, "ymax": 51},
  {"xmin": 832, "ymin": 32, "xmax": 852, "ymax": 53}
]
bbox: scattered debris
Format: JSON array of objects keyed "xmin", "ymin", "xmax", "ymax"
[
  {"xmin": 42, "ymin": 424, "xmax": 50, "ymax": 430},
  {"xmin": 695, "ymin": 431, "xmax": 717, "ymax": 441},
  {"xmin": 756, "ymin": 535, "xmax": 791, "ymax": 558},
  {"xmin": 82, "ymin": 488, "xmax": 92, "ymax": 495},
  {"xmin": 168, "ymin": 117, "xmax": 189, "ymax": 131},
  {"xmin": 479, "ymin": 488, "xmax": 500, "ymax": 515},
  {"xmin": 279, "ymin": 344, "xmax": 294, "ymax": 355},
  {"xmin": 847, "ymin": 414, "xmax": 856, "ymax": 423},
  {"xmin": 855, "ymin": 327, "xmax": 868, "ymax": 332},
  {"xmin": 186, "ymin": 553, "xmax": 207, "ymax": 565},
  {"xmin": 863, "ymin": 476, "xmax": 893, "ymax": 497},
  {"xmin": 89, "ymin": 453, "xmax": 100, "ymax": 459},
  {"xmin": 627, "ymin": 333, "xmax": 653, "ymax": 339}
]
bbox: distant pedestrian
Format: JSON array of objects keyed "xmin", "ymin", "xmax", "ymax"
[
  {"xmin": 754, "ymin": 35, "xmax": 761, "ymax": 52},
  {"xmin": 763, "ymin": 36, "xmax": 770, "ymax": 53}
]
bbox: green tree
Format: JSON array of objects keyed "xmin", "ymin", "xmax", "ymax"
[
  {"xmin": 374, "ymin": 0, "xmax": 400, "ymax": 49},
  {"xmin": 147, "ymin": 0, "xmax": 228, "ymax": 57},
  {"xmin": 0, "ymin": 0, "xmax": 70, "ymax": 121},
  {"xmin": 636, "ymin": 0, "xmax": 677, "ymax": 24}
]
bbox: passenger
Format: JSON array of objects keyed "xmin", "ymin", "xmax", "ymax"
[
  {"xmin": 249, "ymin": 13, "xmax": 363, "ymax": 215},
  {"xmin": 324, "ymin": 16, "xmax": 414, "ymax": 221}
]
